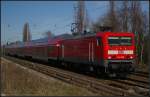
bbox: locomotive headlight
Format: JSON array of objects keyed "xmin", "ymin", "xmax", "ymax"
[
  {"xmin": 56, "ymin": 44, "xmax": 60, "ymax": 47},
  {"xmin": 130, "ymin": 56, "xmax": 133, "ymax": 59},
  {"xmin": 108, "ymin": 56, "xmax": 112, "ymax": 59},
  {"xmin": 124, "ymin": 50, "xmax": 133, "ymax": 54},
  {"xmin": 108, "ymin": 50, "xmax": 118, "ymax": 54}
]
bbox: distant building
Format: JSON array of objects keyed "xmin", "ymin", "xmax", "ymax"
[{"xmin": 23, "ymin": 22, "xmax": 31, "ymax": 42}]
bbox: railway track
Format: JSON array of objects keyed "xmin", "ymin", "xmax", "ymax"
[
  {"xmin": 2, "ymin": 56, "xmax": 149, "ymax": 96},
  {"xmin": 132, "ymin": 71, "xmax": 149, "ymax": 78},
  {"xmin": 127, "ymin": 74, "xmax": 149, "ymax": 83}
]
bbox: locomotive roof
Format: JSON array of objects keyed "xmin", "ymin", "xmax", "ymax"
[
  {"xmin": 61, "ymin": 32, "xmax": 134, "ymax": 41},
  {"xmin": 96, "ymin": 32, "xmax": 134, "ymax": 36},
  {"xmin": 62, "ymin": 32, "xmax": 96, "ymax": 40}
]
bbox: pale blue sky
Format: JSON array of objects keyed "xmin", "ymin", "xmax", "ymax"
[{"xmin": 1, "ymin": 1, "xmax": 149, "ymax": 45}]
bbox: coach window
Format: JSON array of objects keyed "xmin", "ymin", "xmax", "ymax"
[{"xmin": 96, "ymin": 37, "xmax": 102, "ymax": 46}]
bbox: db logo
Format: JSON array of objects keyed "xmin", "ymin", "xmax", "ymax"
[{"xmin": 118, "ymin": 50, "xmax": 123, "ymax": 54}]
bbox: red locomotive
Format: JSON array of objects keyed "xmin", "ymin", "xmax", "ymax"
[{"xmin": 5, "ymin": 31, "xmax": 135, "ymax": 77}]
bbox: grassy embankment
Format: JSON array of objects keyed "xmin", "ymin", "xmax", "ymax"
[{"xmin": 1, "ymin": 58, "xmax": 97, "ymax": 96}]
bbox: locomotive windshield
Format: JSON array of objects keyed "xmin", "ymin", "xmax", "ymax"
[{"xmin": 108, "ymin": 36, "xmax": 132, "ymax": 45}]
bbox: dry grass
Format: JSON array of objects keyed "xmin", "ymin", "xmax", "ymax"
[{"xmin": 1, "ymin": 58, "xmax": 97, "ymax": 96}]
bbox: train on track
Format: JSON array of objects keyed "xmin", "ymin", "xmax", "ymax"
[{"xmin": 4, "ymin": 31, "xmax": 136, "ymax": 77}]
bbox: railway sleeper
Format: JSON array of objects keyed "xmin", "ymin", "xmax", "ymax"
[
  {"xmin": 91, "ymin": 83, "xmax": 124, "ymax": 96},
  {"xmin": 54, "ymin": 73, "xmax": 71, "ymax": 82},
  {"xmin": 109, "ymin": 80, "xmax": 132, "ymax": 90},
  {"xmin": 133, "ymin": 86, "xmax": 150, "ymax": 96},
  {"xmin": 56, "ymin": 73, "xmax": 71, "ymax": 80},
  {"xmin": 116, "ymin": 80, "xmax": 149, "ymax": 89},
  {"xmin": 127, "ymin": 76, "xmax": 149, "ymax": 84},
  {"xmin": 87, "ymin": 87, "xmax": 115, "ymax": 96},
  {"xmin": 71, "ymin": 78, "xmax": 90, "ymax": 86},
  {"xmin": 91, "ymin": 82, "xmax": 138, "ymax": 96}
]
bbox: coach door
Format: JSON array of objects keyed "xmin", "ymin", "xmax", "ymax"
[
  {"xmin": 61, "ymin": 44, "xmax": 64, "ymax": 59},
  {"xmin": 96, "ymin": 37, "xmax": 103, "ymax": 62},
  {"xmin": 89, "ymin": 41, "xmax": 94, "ymax": 62}
]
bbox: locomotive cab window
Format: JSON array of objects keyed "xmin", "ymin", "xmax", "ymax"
[{"xmin": 108, "ymin": 36, "xmax": 132, "ymax": 46}]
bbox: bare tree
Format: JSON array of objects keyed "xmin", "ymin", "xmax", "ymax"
[
  {"xmin": 77, "ymin": 1, "xmax": 85, "ymax": 34},
  {"xmin": 91, "ymin": 21, "xmax": 101, "ymax": 32},
  {"xmin": 130, "ymin": 1, "xmax": 142, "ymax": 34},
  {"xmin": 119, "ymin": 1, "xmax": 129, "ymax": 32},
  {"xmin": 142, "ymin": 12, "xmax": 149, "ymax": 64},
  {"xmin": 129, "ymin": 1, "xmax": 146, "ymax": 64},
  {"xmin": 91, "ymin": 1, "xmax": 120, "ymax": 32},
  {"xmin": 109, "ymin": 1, "xmax": 120, "ymax": 32}
]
